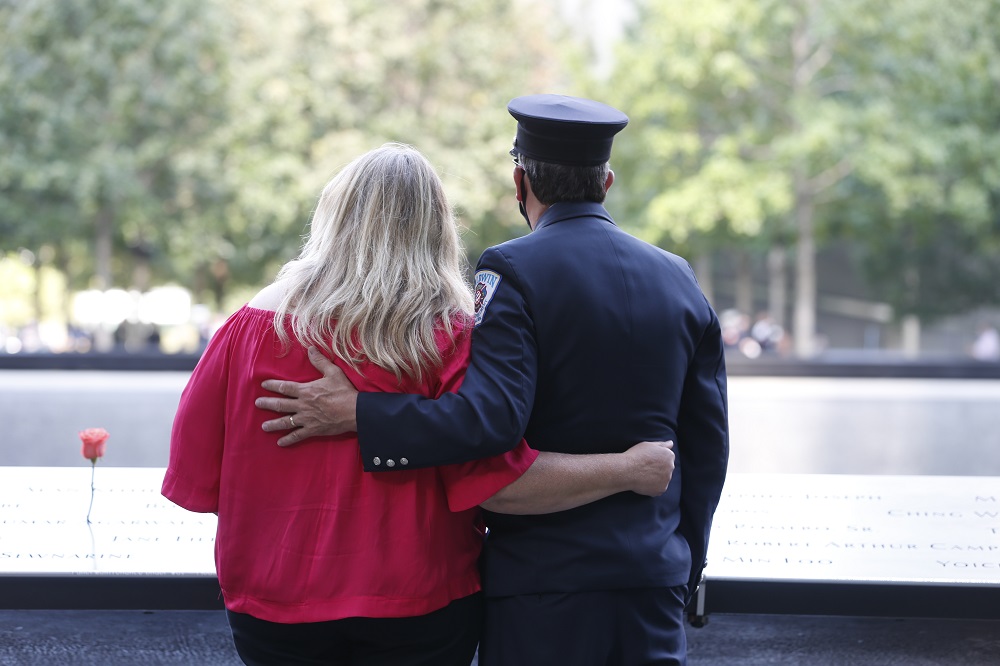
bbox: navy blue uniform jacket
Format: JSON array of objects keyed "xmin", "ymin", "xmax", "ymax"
[{"xmin": 357, "ymin": 201, "xmax": 729, "ymax": 599}]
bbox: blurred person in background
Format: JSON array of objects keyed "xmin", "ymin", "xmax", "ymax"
[{"xmin": 971, "ymin": 322, "xmax": 1000, "ymax": 361}]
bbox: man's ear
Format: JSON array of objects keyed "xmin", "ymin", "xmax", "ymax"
[
  {"xmin": 513, "ymin": 166, "xmax": 525, "ymax": 202},
  {"xmin": 605, "ymin": 169, "xmax": 615, "ymax": 193}
]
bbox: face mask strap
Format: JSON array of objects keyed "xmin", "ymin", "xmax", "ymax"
[{"xmin": 517, "ymin": 168, "xmax": 530, "ymax": 229}]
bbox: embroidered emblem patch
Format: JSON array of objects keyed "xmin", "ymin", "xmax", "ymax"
[{"xmin": 474, "ymin": 270, "xmax": 502, "ymax": 327}]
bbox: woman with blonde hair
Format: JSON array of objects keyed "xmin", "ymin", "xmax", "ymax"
[{"xmin": 162, "ymin": 143, "xmax": 673, "ymax": 665}]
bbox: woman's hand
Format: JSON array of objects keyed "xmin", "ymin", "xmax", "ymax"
[{"xmin": 624, "ymin": 440, "xmax": 675, "ymax": 496}]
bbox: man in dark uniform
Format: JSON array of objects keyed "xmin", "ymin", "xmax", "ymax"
[{"xmin": 257, "ymin": 94, "xmax": 729, "ymax": 665}]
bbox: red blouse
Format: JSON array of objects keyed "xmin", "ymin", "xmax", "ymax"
[{"xmin": 162, "ymin": 306, "xmax": 537, "ymax": 623}]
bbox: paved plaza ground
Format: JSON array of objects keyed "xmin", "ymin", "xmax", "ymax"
[{"xmin": 3, "ymin": 610, "xmax": 1000, "ymax": 665}]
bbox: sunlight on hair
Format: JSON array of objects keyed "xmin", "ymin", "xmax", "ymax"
[{"xmin": 272, "ymin": 144, "xmax": 473, "ymax": 381}]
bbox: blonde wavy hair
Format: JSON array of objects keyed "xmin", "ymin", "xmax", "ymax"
[{"xmin": 273, "ymin": 143, "xmax": 473, "ymax": 381}]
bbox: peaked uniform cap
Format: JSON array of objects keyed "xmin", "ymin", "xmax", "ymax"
[{"xmin": 508, "ymin": 94, "xmax": 628, "ymax": 166}]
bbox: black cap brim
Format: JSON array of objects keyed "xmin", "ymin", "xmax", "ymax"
[{"xmin": 508, "ymin": 94, "xmax": 628, "ymax": 166}]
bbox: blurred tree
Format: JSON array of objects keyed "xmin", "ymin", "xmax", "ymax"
[
  {"xmin": 0, "ymin": 0, "xmax": 231, "ymax": 304},
  {"xmin": 840, "ymin": 0, "xmax": 1000, "ymax": 339},
  {"xmin": 604, "ymin": 0, "xmax": 869, "ymax": 356},
  {"xmin": 197, "ymin": 0, "xmax": 567, "ymax": 308},
  {"xmin": 602, "ymin": 0, "xmax": 1000, "ymax": 355},
  {"xmin": 1, "ymin": 0, "xmax": 569, "ymax": 320}
]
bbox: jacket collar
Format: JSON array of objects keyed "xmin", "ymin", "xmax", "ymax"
[{"xmin": 533, "ymin": 201, "xmax": 617, "ymax": 232}]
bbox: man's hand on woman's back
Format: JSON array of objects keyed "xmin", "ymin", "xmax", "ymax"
[{"xmin": 255, "ymin": 347, "xmax": 359, "ymax": 447}]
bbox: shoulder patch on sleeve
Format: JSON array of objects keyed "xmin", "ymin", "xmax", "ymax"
[{"xmin": 473, "ymin": 270, "xmax": 502, "ymax": 327}]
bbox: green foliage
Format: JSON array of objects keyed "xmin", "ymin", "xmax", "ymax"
[
  {"xmin": 0, "ymin": 0, "xmax": 567, "ymax": 311},
  {"xmin": 173, "ymin": 0, "xmax": 569, "ymax": 299},
  {"xmin": 602, "ymin": 0, "xmax": 1000, "ymax": 327},
  {"xmin": 842, "ymin": 0, "xmax": 1000, "ymax": 321},
  {"xmin": 610, "ymin": 0, "xmax": 903, "ymax": 239},
  {"xmin": 0, "ymin": 0, "xmax": 231, "ymax": 294},
  {"xmin": 6, "ymin": 0, "xmax": 996, "ymax": 331}
]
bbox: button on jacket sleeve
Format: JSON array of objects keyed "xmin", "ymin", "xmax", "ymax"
[{"xmin": 356, "ymin": 247, "xmax": 538, "ymax": 471}]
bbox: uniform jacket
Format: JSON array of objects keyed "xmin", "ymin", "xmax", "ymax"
[{"xmin": 357, "ymin": 200, "xmax": 729, "ymax": 599}]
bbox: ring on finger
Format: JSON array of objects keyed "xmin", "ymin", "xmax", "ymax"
[{"xmin": 289, "ymin": 415, "xmax": 296, "ymax": 427}]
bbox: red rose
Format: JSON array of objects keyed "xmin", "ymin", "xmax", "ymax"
[{"xmin": 79, "ymin": 427, "xmax": 110, "ymax": 464}]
